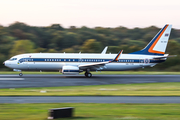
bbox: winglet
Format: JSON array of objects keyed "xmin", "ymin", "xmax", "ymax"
[
  {"xmin": 101, "ymin": 46, "xmax": 108, "ymax": 54},
  {"xmin": 111, "ymin": 50, "xmax": 123, "ymax": 62}
]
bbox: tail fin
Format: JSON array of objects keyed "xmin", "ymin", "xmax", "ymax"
[{"xmin": 130, "ymin": 24, "xmax": 172, "ymax": 56}]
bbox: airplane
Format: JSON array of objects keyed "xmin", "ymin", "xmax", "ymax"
[{"xmin": 3, "ymin": 24, "xmax": 174, "ymax": 78}]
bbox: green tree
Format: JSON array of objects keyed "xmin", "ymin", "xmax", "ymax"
[
  {"xmin": 81, "ymin": 39, "xmax": 102, "ymax": 53},
  {"xmin": 50, "ymin": 24, "xmax": 64, "ymax": 30},
  {"xmin": 50, "ymin": 31, "xmax": 64, "ymax": 50},
  {"xmin": 10, "ymin": 40, "xmax": 35, "ymax": 56},
  {"xmin": 48, "ymin": 49, "xmax": 57, "ymax": 53},
  {"xmin": 61, "ymin": 48, "xmax": 75, "ymax": 53},
  {"xmin": 166, "ymin": 40, "xmax": 180, "ymax": 55},
  {"xmin": 0, "ymin": 36, "xmax": 16, "ymax": 56},
  {"xmin": 34, "ymin": 47, "xmax": 46, "ymax": 53},
  {"xmin": 62, "ymin": 32, "xmax": 78, "ymax": 48},
  {"xmin": 108, "ymin": 46, "xmax": 120, "ymax": 53},
  {"xmin": 0, "ymin": 53, "xmax": 7, "ymax": 69}
]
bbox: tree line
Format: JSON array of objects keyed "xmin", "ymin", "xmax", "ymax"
[{"xmin": 0, "ymin": 22, "xmax": 180, "ymax": 71}]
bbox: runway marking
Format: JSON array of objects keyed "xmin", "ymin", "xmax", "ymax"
[
  {"xmin": 0, "ymin": 78, "xmax": 24, "ymax": 80},
  {"xmin": 0, "ymin": 75, "xmax": 19, "ymax": 76}
]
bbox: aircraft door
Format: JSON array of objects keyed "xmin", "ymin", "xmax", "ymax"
[
  {"xmin": 139, "ymin": 57, "xmax": 144, "ymax": 66},
  {"xmin": 23, "ymin": 56, "xmax": 29, "ymax": 69},
  {"xmin": 78, "ymin": 58, "xmax": 82, "ymax": 65}
]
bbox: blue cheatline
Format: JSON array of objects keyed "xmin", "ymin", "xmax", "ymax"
[{"xmin": 18, "ymin": 58, "xmax": 165, "ymax": 64}]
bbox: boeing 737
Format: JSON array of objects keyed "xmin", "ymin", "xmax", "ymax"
[{"xmin": 4, "ymin": 24, "xmax": 173, "ymax": 77}]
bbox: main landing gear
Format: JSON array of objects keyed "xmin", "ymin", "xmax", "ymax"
[
  {"xmin": 19, "ymin": 73, "xmax": 23, "ymax": 77},
  {"xmin": 84, "ymin": 69, "xmax": 92, "ymax": 78}
]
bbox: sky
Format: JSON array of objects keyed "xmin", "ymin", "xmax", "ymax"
[{"xmin": 1, "ymin": 0, "xmax": 180, "ymax": 29}]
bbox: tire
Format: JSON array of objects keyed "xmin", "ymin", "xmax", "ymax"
[
  {"xmin": 87, "ymin": 73, "xmax": 92, "ymax": 78},
  {"xmin": 19, "ymin": 73, "xmax": 23, "ymax": 77}
]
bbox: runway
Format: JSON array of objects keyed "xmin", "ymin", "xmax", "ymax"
[
  {"xmin": 1, "ymin": 74, "xmax": 180, "ymax": 104},
  {"xmin": 0, "ymin": 74, "xmax": 180, "ymax": 88},
  {"xmin": 1, "ymin": 96, "xmax": 180, "ymax": 103}
]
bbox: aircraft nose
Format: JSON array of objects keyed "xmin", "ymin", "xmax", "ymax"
[
  {"xmin": 3, "ymin": 61, "xmax": 8, "ymax": 66},
  {"xmin": 3, "ymin": 60, "xmax": 14, "ymax": 68}
]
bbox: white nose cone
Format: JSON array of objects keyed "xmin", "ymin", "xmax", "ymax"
[
  {"xmin": 3, "ymin": 60, "xmax": 11, "ymax": 68},
  {"xmin": 3, "ymin": 61, "xmax": 7, "ymax": 66}
]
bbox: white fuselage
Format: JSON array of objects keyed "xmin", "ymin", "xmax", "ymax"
[{"xmin": 4, "ymin": 53, "xmax": 164, "ymax": 71}]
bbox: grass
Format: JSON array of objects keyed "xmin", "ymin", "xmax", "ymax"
[
  {"xmin": 0, "ymin": 71, "xmax": 180, "ymax": 75},
  {"xmin": 0, "ymin": 103, "xmax": 180, "ymax": 120},
  {"xmin": 1, "ymin": 82, "xmax": 180, "ymax": 96}
]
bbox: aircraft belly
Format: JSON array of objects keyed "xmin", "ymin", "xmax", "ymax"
[
  {"xmin": 18, "ymin": 62, "xmax": 151, "ymax": 71},
  {"xmin": 104, "ymin": 63, "xmax": 141, "ymax": 71},
  {"xmin": 20, "ymin": 62, "xmax": 64, "ymax": 70}
]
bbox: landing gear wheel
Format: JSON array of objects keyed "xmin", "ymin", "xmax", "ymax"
[
  {"xmin": 87, "ymin": 73, "xmax": 92, "ymax": 78},
  {"xmin": 19, "ymin": 73, "xmax": 23, "ymax": 77},
  {"xmin": 85, "ymin": 72, "xmax": 88, "ymax": 77},
  {"xmin": 84, "ymin": 69, "xmax": 92, "ymax": 78}
]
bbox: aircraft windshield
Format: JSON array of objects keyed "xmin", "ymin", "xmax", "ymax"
[{"xmin": 9, "ymin": 58, "xmax": 17, "ymax": 61}]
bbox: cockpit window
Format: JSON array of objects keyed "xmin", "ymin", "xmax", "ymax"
[{"xmin": 9, "ymin": 58, "xmax": 17, "ymax": 61}]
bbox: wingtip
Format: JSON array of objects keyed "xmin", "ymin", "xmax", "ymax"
[{"xmin": 112, "ymin": 50, "xmax": 123, "ymax": 62}]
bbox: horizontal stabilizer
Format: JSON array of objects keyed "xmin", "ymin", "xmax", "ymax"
[{"xmin": 153, "ymin": 54, "xmax": 177, "ymax": 59}]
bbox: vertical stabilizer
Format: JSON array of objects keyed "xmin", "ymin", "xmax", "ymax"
[{"xmin": 130, "ymin": 24, "xmax": 172, "ymax": 55}]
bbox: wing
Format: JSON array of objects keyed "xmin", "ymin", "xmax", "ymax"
[
  {"xmin": 79, "ymin": 50, "xmax": 123, "ymax": 70},
  {"xmin": 78, "ymin": 61, "xmax": 110, "ymax": 70}
]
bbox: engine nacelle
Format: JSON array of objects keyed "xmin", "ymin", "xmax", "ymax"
[{"xmin": 62, "ymin": 66, "xmax": 80, "ymax": 74}]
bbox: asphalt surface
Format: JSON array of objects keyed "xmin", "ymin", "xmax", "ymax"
[
  {"xmin": 1, "ymin": 96, "xmax": 180, "ymax": 103},
  {"xmin": 0, "ymin": 74, "xmax": 180, "ymax": 88},
  {"xmin": 1, "ymin": 74, "xmax": 180, "ymax": 103}
]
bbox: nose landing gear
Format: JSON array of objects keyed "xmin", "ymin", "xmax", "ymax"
[
  {"xmin": 19, "ymin": 73, "xmax": 23, "ymax": 77},
  {"xmin": 84, "ymin": 69, "xmax": 92, "ymax": 78}
]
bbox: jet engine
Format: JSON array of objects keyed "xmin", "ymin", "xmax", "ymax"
[{"xmin": 62, "ymin": 66, "xmax": 80, "ymax": 74}]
